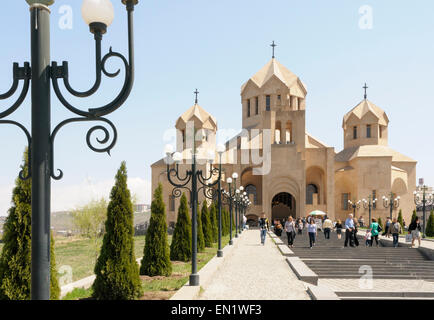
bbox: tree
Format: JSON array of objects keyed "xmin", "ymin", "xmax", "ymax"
[
  {"xmin": 201, "ymin": 202, "xmax": 213, "ymax": 248},
  {"xmin": 140, "ymin": 184, "xmax": 172, "ymax": 277},
  {"xmin": 72, "ymin": 198, "xmax": 107, "ymax": 263},
  {"xmin": 397, "ymin": 209, "xmax": 404, "ymax": 233},
  {"xmin": 411, "ymin": 209, "xmax": 418, "ymax": 223},
  {"xmin": 92, "ymin": 161, "xmax": 143, "ymax": 300},
  {"xmin": 170, "ymin": 194, "xmax": 192, "ymax": 262},
  {"xmin": 378, "ymin": 217, "xmax": 383, "ymax": 230},
  {"xmin": 196, "ymin": 203, "xmax": 205, "ymax": 252},
  {"xmin": 0, "ymin": 149, "xmax": 59, "ymax": 300},
  {"xmin": 426, "ymin": 210, "xmax": 434, "ymax": 237},
  {"xmin": 222, "ymin": 208, "xmax": 228, "ymax": 236},
  {"xmin": 210, "ymin": 202, "xmax": 218, "ymax": 243}
]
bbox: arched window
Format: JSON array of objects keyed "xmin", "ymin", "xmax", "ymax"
[
  {"xmin": 306, "ymin": 184, "xmax": 318, "ymax": 205},
  {"xmin": 245, "ymin": 184, "xmax": 258, "ymax": 205}
]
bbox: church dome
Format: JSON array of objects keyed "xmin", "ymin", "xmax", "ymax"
[
  {"xmin": 342, "ymin": 99, "xmax": 389, "ymax": 130},
  {"xmin": 176, "ymin": 103, "xmax": 217, "ymax": 131},
  {"xmin": 241, "ymin": 58, "xmax": 307, "ymax": 97}
]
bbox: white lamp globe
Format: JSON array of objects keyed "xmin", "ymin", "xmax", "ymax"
[
  {"xmin": 164, "ymin": 144, "xmax": 174, "ymax": 156},
  {"xmin": 173, "ymin": 152, "xmax": 183, "ymax": 163},
  {"xmin": 227, "ymin": 177, "xmax": 232, "ymax": 184},
  {"xmin": 243, "ymin": 192, "xmax": 247, "ymax": 196},
  {"xmin": 232, "ymin": 172, "xmax": 238, "ymax": 179},
  {"xmin": 82, "ymin": 0, "xmax": 115, "ymax": 27},
  {"xmin": 216, "ymin": 143, "xmax": 225, "ymax": 155},
  {"xmin": 207, "ymin": 150, "xmax": 215, "ymax": 163},
  {"xmin": 239, "ymin": 186, "xmax": 244, "ymax": 191},
  {"xmin": 236, "ymin": 189, "xmax": 240, "ymax": 194}
]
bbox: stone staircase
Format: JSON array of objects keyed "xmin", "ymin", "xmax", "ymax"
[{"xmin": 280, "ymin": 230, "xmax": 434, "ymax": 280}]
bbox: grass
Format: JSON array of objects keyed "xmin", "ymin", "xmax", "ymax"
[{"xmin": 60, "ymin": 233, "xmax": 232, "ymax": 300}]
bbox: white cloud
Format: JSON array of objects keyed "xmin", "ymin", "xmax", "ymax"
[{"xmin": 0, "ymin": 177, "xmax": 151, "ymax": 216}]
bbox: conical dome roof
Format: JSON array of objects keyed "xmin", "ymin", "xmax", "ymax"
[
  {"xmin": 176, "ymin": 103, "xmax": 217, "ymax": 131},
  {"xmin": 241, "ymin": 58, "xmax": 307, "ymax": 96},
  {"xmin": 343, "ymin": 99, "xmax": 389, "ymax": 129}
]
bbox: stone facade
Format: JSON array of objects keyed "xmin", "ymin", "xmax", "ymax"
[{"xmin": 151, "ymin": 57, "xmax": 417, "ymax": 226}]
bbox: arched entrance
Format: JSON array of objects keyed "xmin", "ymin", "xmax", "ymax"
[{"xmin": 271, "ymin": 192, "xmax": 296, "ymax": 222}]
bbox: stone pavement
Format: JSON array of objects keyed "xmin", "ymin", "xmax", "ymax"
[{"xmin": 198, "ymin": 229, "xmax": 310, "ymax": 300}]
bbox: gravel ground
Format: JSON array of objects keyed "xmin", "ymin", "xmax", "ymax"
[{"xmin": 198, "ymin": 230, "xmax": 310, "ymax": 300}]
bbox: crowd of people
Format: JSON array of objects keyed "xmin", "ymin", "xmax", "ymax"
[{"xmin": 263, "ymin": 213, "xmax": 423, "ymax": 249}]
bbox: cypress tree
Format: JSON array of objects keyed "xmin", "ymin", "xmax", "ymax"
[
  {"xmin": 170, "ymin": 194, "xmax": 192, "ymax": 261},
  {"xmin": 411, "ymin": 210, "xmax": 418, "ymax": 223},
  {"xmin": 210, "ymin": 202, "xmax": 218, "ymax": 243},
  {"xmin": 0, "ymin": 149, "xmax": 59, "ymax": 300},
  {"xmin": 201, "ymin": 202, "xmax": 213, "ymax": 248},
  {"xmin": 397, "ymin": 209, "xmax": 404, "ymax": 233},
  {"xmin": 92, "ymin": 161, "xmax": 143, "ymax": 300},
  {"xmin": 196, "ymin": 203, "xmax": 205, "ymax": 252},
  {"xmin": 378, "ymin": 217, "xmax": 383, "ymax": 230},
  {"xmin": 426, "ymin": 210, "xmax": 434, "ymax": 237},
  {"xmin": 140, "ymin": 184, "xmax": 172, "ymax": 276}
]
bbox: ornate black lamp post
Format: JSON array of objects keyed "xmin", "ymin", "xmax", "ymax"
[
  {"xmin": 382, "ymin": 192, "xmax": 400, "ymax": 219},
  {"xmin": 413, "ymin": 185, "xmax": 434, "ymax": 238},
  {"xmin": 362, "ymin": 195, "xmax": 377, "ymax": 225},
  {"xmin": 164, "ymin": 125, "xmax": 224, "ymax": 286},
  {"xmin": 222, "ymin": 172, "xmax": 238, "ymax": 245},
  {"xmin": 0, "ymin": 0, "xmax": 138, "ymax": 300},
  {"xmin": 198, "ymin": 145, "xmax": 225, "ymax": 257},
  {"xmin": 348, "ymin": 199, "xmax": 361, "ymax": 217},
  {"xmin": 238, "ymin": 193, "xmax": 250, "ymax": 232}
]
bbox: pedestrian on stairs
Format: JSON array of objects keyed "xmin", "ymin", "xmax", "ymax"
[
  {"xmin": 335, "ymin": 219, "xmax": 343, "ymax": 240},
  {"xmin": 408, "ymin": 217, "xmax": 422, "ymax": 248},
  {"xmin": 369, "ymin": 218, "xmax": 380, "ymax": 247},
  {"xmin": 388, "ymin": 217, "xmax": 402, "ymax": 248},
  {"xmin": 307, "ymin": 219, "xmax": 317, "ymax": 249},
  {"xmin": 285, "ymin": 216, "xmax": 296, "ymax": 248},
  {"xmin": 353, "ymin": 218, "xmax": 360, "ymax": 247},
  {"xmin": 344, "ymin": 214, "xmax": 355, "ymax": 247},
  {"xmin": 323, "ymin": 217, "xmax": 333, "ymax": 239}
]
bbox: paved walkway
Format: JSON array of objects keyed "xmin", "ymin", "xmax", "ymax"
[{"xmin": 198, "ymin": 229, "xmax": 310, "ymax": 300}]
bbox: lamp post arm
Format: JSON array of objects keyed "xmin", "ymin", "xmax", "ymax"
[
  {"xmin": 167, "ymin": 165, "xmax": 192, "ymax": 188},
  {"xmin": 0, "ymin": 62, "xmax": 31, "ymax": 119}
]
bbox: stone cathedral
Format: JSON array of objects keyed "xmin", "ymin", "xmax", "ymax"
[{"xmin": 151, "ymin": 54, "xmax": 417, "ymax": 227}]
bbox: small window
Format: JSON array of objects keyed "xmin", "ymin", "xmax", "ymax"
[
  {"xmin": 255, "ymin": 97, "xmax": 259, "ymax": 114},
  {"xmin": 247, "ymin": 100, "xmax": 251, "ymax": 117},
  {"xmin": 342, "ymin": 193, "xmax": 350, "ymax": 210},
  {"xmin": 367, "ymin": 124, "xmax": 371, "ymax": 138},
  {"xmin": 353, "ymin": 126, "xmax": 357, "ymax": 139},
  {"xmin": 306, "ymin": 184, "xmax": 319, "ymax": 205},
  {"xmin": 379, "ymin": 126, "xmax": 383, "ymax": 138},
  {"xmin": 277, "ymin": 95, "xmax": 281, "ymax": 105},
  {"xmin": 266, "ymin": 95, "xmax": 271, "ymax": 111}
]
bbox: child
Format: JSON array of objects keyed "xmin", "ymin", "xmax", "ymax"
[{"xmin": 364, "ymin": 229, "xmax": 372, "ymax": 247}]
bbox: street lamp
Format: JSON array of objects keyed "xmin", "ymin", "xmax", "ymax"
[
  {"xmin": 198, "ymin": 144, "xmax": 225, "ymax": 257},
  {"xmin": 414, "ymin": 185, "xmax": 434, "ymax": 239},
  {"xmin": 362, "ymin": 195, "xmax": 377, "ymax": 226},
  {"xmin": 164, "ymin": 121, "xmax": 223, "ymax": 286},
  {"xmin": 382, "ymin": 192, "xmax": 400, "ymax": 219},
  {"xmin": 222, "ymin": 172, "xmax": 238, "ymax": 245},
  {"xmin": 0, "ymin": 0, "xmax": 138, "ymax": 300},
  {"xmin": 348, "ymin": 200, "xmax": 361, "ymax": 217}
]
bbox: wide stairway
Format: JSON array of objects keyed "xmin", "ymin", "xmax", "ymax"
[{"xmin": 279, "ymin": 230, "xmax": 434, "ymax": 281}]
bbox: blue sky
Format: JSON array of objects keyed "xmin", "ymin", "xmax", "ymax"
[{"xmin": 0, "ymin": 0, "xmax": 433, "ymax": 215}]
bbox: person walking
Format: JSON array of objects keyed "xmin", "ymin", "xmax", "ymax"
[
  {"xmin": 335, "ymin": 219, "xmax": 343, "ymax": 240},
  {"xmin": 307, "ymin": 219, "xmax": 317, "ymax": 249},
  {"xmin": 242, "ymin": 214, "xmax": 247, "ymax": 230},
  {"xmin": 369, "ymin": 218, "xmax": 380, "ymax": 247},
  {"xmin": 284, "ymin": 216, "xmax": 296, "ymax": 248},
  {"xmin": 408, "ymin": 217, "xmax": 422, "ymax": 248},
  {"xmin": 297, "ymin": 218, "xmax": 303, "ymax": 234},
  {"xmin": 353, "ymin": 218, "xmax": 360, "ymax": 247},
  {"xmin": 364, "ymin": 228, "xmax": 372, "ymax": 247},
  {"xmin": 258, "ymin": 213, "xmax": 269, "ymax": 245},
  {"xmin": 384, "ymin": 217, "xmax": 392, "ymax": 237},
  {"xmin": 323, "ymin": 217, "xmax": 333, "ymax": 239},
  {"xmin": 388, "ymin": 217, "xmax": 402, "ymax": 248},
  {"xmin": 359, "ymin": 216, "xmax": 365, "ymax": 228},
  {"xmin": 344, "ymin": 214, "xmax": 355, "ymax": 247}
]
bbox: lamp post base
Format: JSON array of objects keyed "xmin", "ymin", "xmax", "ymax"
[
  {"xmin": 217, "ymin": 250, "xmax": 223, "ymax": 257},
  {"xmin": 235, "ymin": 234, "xmax": 238, "ymax": 238},
  {"xmin": 189, "ymin": 274, "xmax": 200, "ymax": 286}
]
